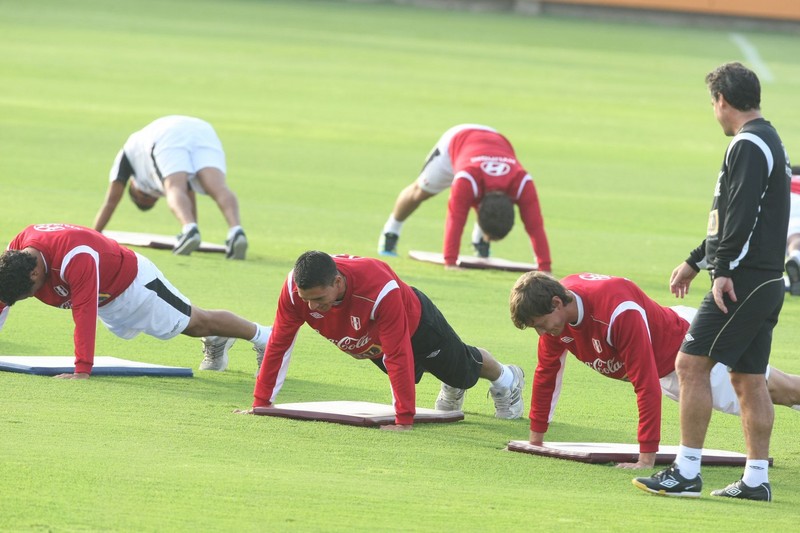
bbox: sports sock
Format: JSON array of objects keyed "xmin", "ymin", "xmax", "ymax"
[
  {"xmin": 491, "ymin": 365, "xmax": 514, "ymax": 390},
  {"xmin": 742, "ymin": 459, "xmax": 769, "ymax": 487},
  {"xmin": 227, "ymin": 225, "xmax": 243, "ymax": 239},
  {"xmin": 471, "ymin": 223, "xmax": 484, "ymax": 244},
  {"xmin": 383, "ymin": 216, "xmax": 403, "ymax": 236},
  {"xmin": 250, "ymin": 324, "xmax": 272, "ymax": 347},
  {"xmin": 791, "ymin": 250, "xmax": 800, "ymax": 263},
  {"xmin": 182, "ymin": 222, "xmax": 198, "ymax": 234},
  {"xmin": 674, "ymin": 445, "xmax": 702, "ymax": 479}
]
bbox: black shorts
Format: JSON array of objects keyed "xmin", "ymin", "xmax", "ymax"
[
  {"xmin": 370, "ymin": 288, "xmax": 484, "ymax": 389},
  {"xmin": 681, "ymin": 269, "xmax": 784, "ymax": 374}
]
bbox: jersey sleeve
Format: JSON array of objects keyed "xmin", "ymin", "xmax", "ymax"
[
  {"xmin": 109, "ymin": 149, "xmax": 134, "ymax": 184},
  {"xmin": 609, "ymin": 310, "xmax": 664, "ymax": 454},
  {"xmin": 443, "ymin": 178, "xmax": 475, "ymax": 265},
  {"xmin": 530, "ymin": 336, "xmax": 568, "ymax": 434},
  {"xmin": 714, "ymin": 141, "xmax": 770, "ymax": 277},
  {"xmin": 60, "ymin": 253, "xmax": 102, "ymax": 374},
  {"xmin": 516, "ymin": 181, "xmax": 552, "ymax": 272},
  {"xmin": 253, "ymin": 282, "xmax": 304, "ymax": 407},
  {"xmin": 374, "ymin": 289, "xmax": 418, "ymax": 425}
]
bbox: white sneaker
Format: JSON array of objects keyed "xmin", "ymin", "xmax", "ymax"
[
  {"xmin": 435, "ymin": 383, "xmax": 465, "ymax": 411},
  {"xmin": 489, "ymin": 365, "xmax": 524, "ymax": 419},
  {"xmin": 174, "ymin": 226, "xmax": 202, "ymax": 255},
  {"xmin": 225, "ymin": 228, "xmax": 248, "ymax": 260},
  {"xmin": 199, "ymin": 336, "xmax": 235, "ymax": 371},
  {"xmin": 252, "ymin": 325, "xmax": 272, "ymax": 377}
]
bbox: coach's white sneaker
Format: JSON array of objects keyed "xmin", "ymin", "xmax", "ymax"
[
  {"xmin": 435, "ymin": 383, "xmax": 465, "ymax": 411},
  {"xmin": 489, "ymin": 364, "xmax": 524, "ymax": 419},
  {"xmin": 200, "ymin": 336, "xmax": 235, "ymax": 371}
]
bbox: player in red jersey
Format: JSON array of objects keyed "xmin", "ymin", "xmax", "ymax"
[
  {"xmin": 239, "ymin": 251, "xmax": 525, "ymax": 429},
  {"xmin": 509, "ymin": 271, "xmax": 800, "ymax": 469},
  {"xmin": 0, "ymin": 224, "xmax": 271, "ymax": 378},
  {"xmin": 378, "ymin": 124, "xmax": 551, "ymax": 271}
]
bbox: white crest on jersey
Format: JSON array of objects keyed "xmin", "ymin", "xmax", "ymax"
[
  {"xmin": 578, "ymin": 273, "xmax": 611, "ymax": 281},
  {"xmin": 592, "ymin": 338, "xmax": 603, "ymax": 353},
  {"xmin": 54, "ymin": 285, "xmax": 69, "ymax": 297},
  {"xmin": 33, "ymin": 223, "xmax": 74, "ymax": 232},
  {"xmin": 310, "ymin": 312, "xmax": 324, "ymax": 319},
  {"xmin": 351, "ymin": 316, "xmax": 361, "ymax": 331},
  {"xmin": 480, "ymin": 161, "xmax": 511, "ymax": 176}
]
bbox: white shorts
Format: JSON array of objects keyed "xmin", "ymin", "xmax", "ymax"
[
  {"xmin": 98, "ymin": 253, "xmax": 192, "ymax": 340},
  {"xmin": 661, "ymin": 305, "xmax": 771, "ymax": 415},
  {"xmin": 416, "ymin": 124, "xmax": 496, "ymax": 194},
  {"xmin": 153, "ymin": 120, "xmax": 226, "ymax": 194},
  {"xmin": 787, "ymin": 192, "xmax": 800, "ymax": 239}
]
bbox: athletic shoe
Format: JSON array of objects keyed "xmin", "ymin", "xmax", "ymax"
[
  {"xmin": 173, "ymin": 226, "xmax": 202, "ymax": 255},
  {"xmin": 378, "ymin": 232, "xmax": 399, "ymax": 256},
  {"xmin": 786, "ymin": 256, "xmax": 800, "ymax": 296},
  {"xmin": 632, "ymin": 464, "xmax": 702, "ymax": 498},
  {"xmin": 253, "ymin": 343, "xmax": 265, "ymax": 377},
  {"xmin": 473, "ymin": 240, "xmax": 490, "ymax": 258},
  {"xmin": 711, "ymin": 479, "xmax": 772, "ymax": 502},
  {"xmin": 489, "ymin": 364, "xmax": 524, "ymax": 419},
  {"xmin": 252, "ymin": 325, "xmax": 272, "ymax": 377},
  {"xmin": 199, "ymin": 336, "xmax": 235, "ymax": 371},
  {"xmin": 435, "ymin": 383, "xmax": 465, "ymax": 411},
  {"xmin": 225, "ymin": 228, "xmax": 248, "ymax": 260}
]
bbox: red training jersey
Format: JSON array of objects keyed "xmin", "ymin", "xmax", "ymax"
[
  {"xmin": 444, "ymin": 128, "xmax": 551, "ymax": 270},
  {"xmin": 2, "ymin": 224, "xmax": 138, "ymax": 374},
  {"xmin": 253, "ymin": 255, "xmax": 423, "ymax": 425},
  {"xmin": 791, "ymin": 175, "xmax": 800, "ymax": 195},
  {"xmin": 531, "ymin": 273, "xmax": 689, "ymax": 453}
]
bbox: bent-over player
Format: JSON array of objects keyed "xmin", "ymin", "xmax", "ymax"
[
  {"xmin": 378, "ymin": 124, "xmax": 551, "ymax": 271},
  {"xmin": 92, "ymin": 115, "xmax": 249, "ymax": 259}
]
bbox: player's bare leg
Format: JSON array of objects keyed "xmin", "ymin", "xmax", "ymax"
[
  {"xmin": 766, "ymin": 367, "xmax": 800, "ymax": 409},
  {"xmin": 380, "ymin": 183, "xmax": 436, "ymax": 256},
  {"xmin": 163, "ymin": 172, "xmax": 197, "ymax": 226},
  {"xmin": 392, "ymin": 182, "xmax": 435, "ymax": 222},
  {"xmin": 196, "ymin": 167, "xmax": 241, "ymax": 228}
]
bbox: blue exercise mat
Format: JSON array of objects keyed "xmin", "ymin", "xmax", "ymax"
[{"xmin": 0, "ymin": 356, "xmax": 193, "ymax": 377}]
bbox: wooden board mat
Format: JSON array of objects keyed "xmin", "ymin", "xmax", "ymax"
[
  {"xmin": 103, "ymin": 230, "xmax": 225, "ymax": 253},
  {"xmin": 408, "ymin": 250, "xmax": 537, "ymax": 272},
  {"xmin": 253, "ymin": 400, "xmax": 464, "ymax": 427},
  {"xmin": 507, "ymin": 441, "xmax": 772, "ymax": 466},
  {"xmin": 0, "ymin": 356, "xmax": 193, "ymax": 377}
]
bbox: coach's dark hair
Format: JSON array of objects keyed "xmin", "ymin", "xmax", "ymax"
[
  {"xmin": 509, "ymin": 271, "xmax": 573, "ymax": 330},
  {"xmin": 293, "ymin": 251, "xmax": 338, "ymax": 290},
  {"xmin": 0, "ymin": 250, "xmax": 38, "ymax": 306},
  {"xmin": 705, "ymin": 62, "xmax": 760, "ymax": 112},
  {"xmin": 792, "ymin": 165, "xmax": 800, "ymax": 176},
  {"xmin": 477, "ymin": 191, "xmax": 515, "ymax": 240}
]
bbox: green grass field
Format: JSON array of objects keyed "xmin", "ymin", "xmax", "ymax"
[{"xmin": 2, "ymin": 0, "xmax": 800, "ymax": 530}]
